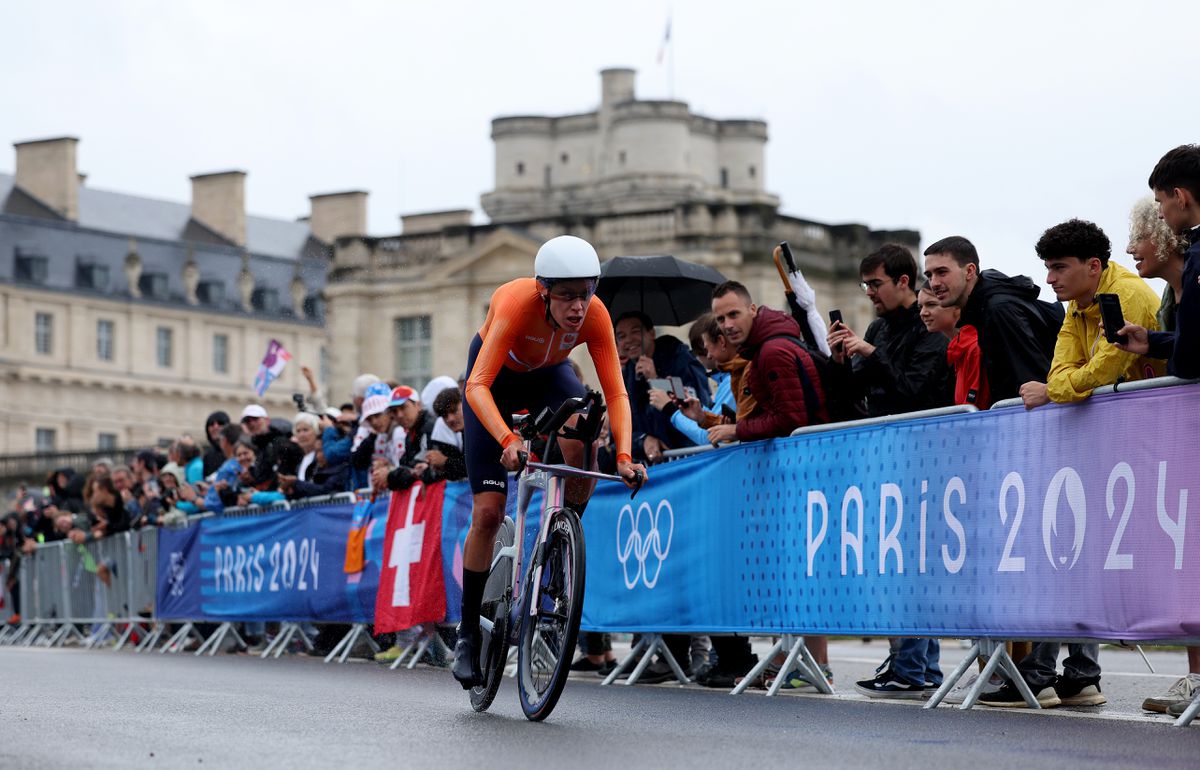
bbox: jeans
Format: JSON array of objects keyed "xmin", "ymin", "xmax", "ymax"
[
  {"xmin": 1017, "ymin": 642, "xmax": 1100, "ymax": 689},
  {"xmin": 889, "ymin": 638, "xmax": 942, "ymax": 686}
]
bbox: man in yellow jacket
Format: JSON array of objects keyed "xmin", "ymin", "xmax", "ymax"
[{"xmin": 1019, "ymin": 218, "xmax": 1163, "ymax": 410}]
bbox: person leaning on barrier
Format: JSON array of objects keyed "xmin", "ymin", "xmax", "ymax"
[
  {"xmin": 202, "ymin": 423, "xmax": 245, "ymax": 515},
  {"xmin": 1116, "ymin": 144, "xmax": 1200, "ymax": 379},
  {"xmin": 825, "ymin": 244, "xmax": 954, "ymax": 418},
  {"xmin": 68, "ymin": 476, "xmax": 130, "ymax": 544},
  {"xmin": 1018, "ymin": 219, "xmax": 1163, "ymax": 410},
  {"xmin": 201, "ymin": 411, "xmax": 231, "ymax": 477},
  {"xmin": 615, "ymin": 310, "xmax": 712, "ymax": 462},
  {"xmin": 239, "ymin": 404, "xmax": 291, "ymax": 493},
  {"xmin": 429, "ymin": 387, "xmax": 467, "ymax": 482},
  {"xmin": 697, "ymin": 280, "xmax": 831, "ymax": 689},
  {"xmin": 351, "ymin": 382, "xmax": 406, "ymax": 495},
  {"xmin": 917, "ymin": 282, "xmax": 989, "ymax": 408},
  {"xmin": 656, "ymin": 312, "xmax": 751, "ymax": 445},
  {"xmin": 924, "ymin": 235, "xmax": 1065, "ymax": 402}
]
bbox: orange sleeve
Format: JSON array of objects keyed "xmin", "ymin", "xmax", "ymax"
[
  {"xmin": 583, "ymin": 302, "xmax": 633, "ymax": 464},
  {"xmin": 465, "ymin": 291, "xmax": 524, "ymax": 451}
]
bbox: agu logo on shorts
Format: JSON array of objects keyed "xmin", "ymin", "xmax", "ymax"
[{"xmin": 616, "ymin": 499, "xmax": 673, "ymax": 589}]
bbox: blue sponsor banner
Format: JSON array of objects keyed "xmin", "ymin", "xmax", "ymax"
[
  {"xmin": 156, "ymin": 522, "xmax": 203, "ymax": 620},
  {"xmin": 581, "ymin": 385, "xmax": 1200, "ymax": 640}
]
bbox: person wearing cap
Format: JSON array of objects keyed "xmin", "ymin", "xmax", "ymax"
[
  {"xmin": 351, "ymin": 382, "xmax": 406, "ymax": 493},
  {"xmin": 370, "ymin": 385, "xmax": 438, "ymax": 492},
  {"xmin": 239, "ymin": 404, "xmax": 291, "ymax": 493}
]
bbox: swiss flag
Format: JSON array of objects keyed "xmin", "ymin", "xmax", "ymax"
[{"xmin": 375, "ymin": 481, "xmax": 447, "ymax": 633}]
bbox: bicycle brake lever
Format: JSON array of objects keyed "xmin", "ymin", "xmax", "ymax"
[
  {"xmin": 516, "ymin": 451, "xmax": 529, "ymax": 476},
  {"xmin": 629, "ymin": 469, "xmax": 645, "ymax": 499}
]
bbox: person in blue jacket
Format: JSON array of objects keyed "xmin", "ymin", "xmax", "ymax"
[{"xmin": 647, "ymin": 313, "xmax": 738, "ymax": 446}]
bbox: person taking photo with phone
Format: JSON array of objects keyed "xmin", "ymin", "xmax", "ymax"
[{"xmin": 1017, "ymin": 219, "xmax": 1163, "ymax": 410}]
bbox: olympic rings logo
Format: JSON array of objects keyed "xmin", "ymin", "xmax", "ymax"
[{"xmin": 616, "ymin": 499, "xmax": 674, "ymax": 590}]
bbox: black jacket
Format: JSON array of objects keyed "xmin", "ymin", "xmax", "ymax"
[
  {"xmin": 290, "ymin": 460, "xmax": 350, "ymax": 499},
  {"xmin": 202, "ymin": 411, "xmax": 230, "ymax": 477},
  {"xmin": 1149, "ymin": 229, "xmax": 1200, "ymax": 378},
  {"xmin": 838, "ymin": 302, "xmax": 954, "ymax": 417},
  {"xmin": 249, "ymin": 426, "xmax": 292, "ymax": 490},
  {"xmin": 623, "ymin": 334, "xmax": 712, "ymax": 453},
  {"xmin": 959, "ymin": 270, "xmax": 1065, "ymax": 402}
]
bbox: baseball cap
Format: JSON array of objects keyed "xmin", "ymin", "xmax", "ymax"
[
  {"xmin": 388, "ymin": 385, "xmax": 419, "ymax": 408},
  {"xmin": 324, "ymin": 407, "xmax": 342, "ymax": 420},
  {"xmin": 361, "ymin": 382, "xmax": 393, "ymax": 419},
  {"xmin": 240, "ymin": 404, "xmax": 268, "ymax": 422}
]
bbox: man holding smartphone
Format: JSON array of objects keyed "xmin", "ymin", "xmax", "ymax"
[{"xmin": 1017, "ymin": 219, "xmax": 1163, "ymax": 410}]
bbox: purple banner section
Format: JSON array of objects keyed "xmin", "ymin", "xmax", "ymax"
[{"xmin": 581, "ymin": 382, "xmax": 1200, "ymax": 640}]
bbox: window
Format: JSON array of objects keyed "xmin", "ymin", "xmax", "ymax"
[
  {"xmin": 97, "ymin": 319, "xmax": 115, "ymax": 361},
  {"xmin": 76, "ymin": 262, "xmax": 110, "ymax": 290},
  {"xmin": 748, "ymin": 165, "xmax": 757, "ymax": 179},
  {"xmin": 35, "ymin": 428, "xmax": 56, "ymax": 454},
  {"xmin": 156, "ymin": 327, "xmax": 173, "ymax": 368},
  {"xmin": 15, "ymin": 251, "xmax": 48, "ymax": 284},
  {"xmin": 139, "ymin": 272, "xmax": 168, "ymax": 299},
  {"xmin": 543, "ymin": 165, "xmax": 551, "ymax": 188},
  {"xmin": 618, "ymin": 150, "xmax": 627, "ymax": 165},
  {"xmin": 197, "ymin": 280, "xmax": 225, "ymax": 305},
  {"xmin": 212, "ymin": 333, "xmax": 229, "ymax": 374},
  {"xmin": 303, "ymin": 294, "xmax": 323, "ymax": 320},
  {"xmin": 98, "ymin": 433, "xmax": 118, "ymax": 451},
  {"xmin": 720, "ymin": 168, "xmax": 729, "ymax": 189},
  {"xmin": 394, "ymin": 315, "xmax": 432, "ymax": 390},
  {"xmin": 516, "ymin": 162, "xmax": 525, "ymax": 176},
  {"xmin": 34, "ymin": 312, "xmax": 53, "ymax": 355},
  {"xmin": 560, "ymin": 152, "xmax": 569, "ymax": 164},
  {"xmin": 252, "ymin": 287, "xmax": 280, "ymax": 313}
]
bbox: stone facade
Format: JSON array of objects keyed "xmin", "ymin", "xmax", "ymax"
[{"xmin": 325, "ymin": 69, "xmax": 918, "ymax": 400}]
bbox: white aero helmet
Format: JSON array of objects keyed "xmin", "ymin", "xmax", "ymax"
[{"xmin": 534, "ymin": 235, "xmax": 601, "ymax": 282}]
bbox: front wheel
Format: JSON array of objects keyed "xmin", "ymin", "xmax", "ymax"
[{"xmin": 516, "ymin": 507, "xmax": 586, "ymax": 721}]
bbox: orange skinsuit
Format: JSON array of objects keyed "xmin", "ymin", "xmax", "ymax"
[{"xmin": 464, "ymin": 278, "xmax": 633, "ymax": 464}]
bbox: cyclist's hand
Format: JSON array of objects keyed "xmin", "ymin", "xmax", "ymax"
[
  {"xmin": 500, "ymin": 442, "xmax": 525, "ymax": 472},
  {"xmin": 617, "ymin": 460, "xmax": 647, "ymax": 490}
]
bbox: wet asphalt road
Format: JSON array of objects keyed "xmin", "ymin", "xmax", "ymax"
[{"xmin": 2, "ymin": 645, "xmax": 1198, "ymax": 769}]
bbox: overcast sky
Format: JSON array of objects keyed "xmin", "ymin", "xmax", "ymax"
[{"xmin": 3, "ymin": 0, "xmax": 1197, "ymax": 299}]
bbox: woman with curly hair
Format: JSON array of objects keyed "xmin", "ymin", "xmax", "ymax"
[{"xmin": 1127, "ymin": 194, "xmax": 1188, "ymax": 334}]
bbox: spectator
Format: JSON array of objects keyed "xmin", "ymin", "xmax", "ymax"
[
  {"xmin": 177, "ymin": 440, "xmax": 204, "ymax": 485},
  {"xmin": 1117, "ymin": 144, "xmax": 1200, "ymax": 379},
  {"xmin": 654, "ymin": 313, "xmax": 747, "ymax": 445},
  {"xmin": 290, "ymin": 412, "xmax": 322, "ymax": 483},
  {"xmin": 300, "ymin": 365, "xmax": 331, "ymax": 414},
  {"xmin": 923, "ymin": 235, "xmax": 1065, "ymax": 401},
  {"xmin": 239, "ymin": 404, "xmax": 291, "ymax": 492},
  {"xmin": 1018, "ymin": 219, "xmax": 1163, "ymax": 410},
  {"xmin": 69, "ymin": 476, "xmax": 129, "ymax": 544},
  {"xmin": 430, "ymin": 387, "xmax": 467, "ymax": 481},
  {"xmin": 46, "ymin": 468, "xmax": 86, "ymax": 513},
  {"xmin": 203, "ymin": 424, "xmax": 245, "ymax": 515},
  {"xmin": 91, "ymin": 458, "xmax": 113, "ymax": 478},
  {"xmin": 826, "ymin": 244, "xmax": 954, "ymax": 418},
  {"xmin": 697, "ymin": 280, "xmax": 830, "ymax": 689},
  {"xmin": 917, "ymin": 284, "xmax": 988, "ymax": 408},
  {"xmin": 377, "ymin": 386, "xmax": 438, "ymax": 491},
  {"xmin": 202, "ymin": 411, "xmax": 231, "ymax": 477},
  {"xmin": 349, "ymin": 375, "xmax": 385, "ymax": 490},
  {"xmin": 615, "ymin": 310, "xmax": 711, "ymax": 462},
  {"xmin": 352, "ymin": 382, "xmax": 405, "ymax": 494},
  {"xmin": 279, "ymin": 439, "xmax": 349, "ymax": 500}
]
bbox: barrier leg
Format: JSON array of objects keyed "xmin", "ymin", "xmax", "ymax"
[
  {"xmin": 405, "ymin": 635, "xmax": 435, "ymax": 670},
  {"xmin": 388, "ymin": 639, "xmax": 417, "ymax": 670},
  {"xmin": 85, "ymin": 622, "xmax": 115, "ymax": 649},
  {"xmin": 1172, "ymin": 691, "xmax": 1200, "ymax": 727},
  {"xmin": 992, "ymin": 643, "xmax": 1041, "ymax": 710},
  {"xmin": 620, "ymin": 636, "xmax": 660, "ymax": 685},
  {"xmin": 281, "ymin": 624, "xmax": 315, "ymax": 658},
  {"xmin": 263, "ymin": 623, "xmax": 299, "ymax": 659},
  {"xmin": 925, "ymin": 641, "xmax": 981, "ymax": 709},
  {"xmin": 136, "ymin": 623, "xmax": 165, "ymax": 653},
  {"xmin": 795, "ymin": 638, "xmax": 835, "ymax": 695},
  {"xmin": 112, "ymin": 621, "xmax": 137, "ymax": 652},
  {"xmin": 160, "ymin": 622, "xmax": 196, "ymax": 653},
  {"xmin": 196, "ymin": 622, "xmax": 246, "ymax": 656},
  {"xmin": 325, "ymin": 623, "xmax": 379, "ymax": 664},
  {"xmin": 732, "ymin": 636, "xmax": 785, "ymax": 696},
  {"xmin": 602, "ymin": 635, "xmax": 650, "ymax": 686}
]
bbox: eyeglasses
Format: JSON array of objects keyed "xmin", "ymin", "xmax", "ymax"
[
  {"xmin": 549, "ymin": 288, "xmax": 595, "ymax": 303},
  {"xmin": 860, "ymin": 279, "xmax": 891, "ymax": 293}
]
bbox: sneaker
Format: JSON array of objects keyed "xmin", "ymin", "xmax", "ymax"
[
  {"xmin": 1143, "ymin": 673, "xmax": 1200, "ymax": 714},
  {"xmin": 1167, "ymin": 697, "xmax": 1200, "ymax": 717},
  {"xmin": 570, "ymin": 656, "xmax": 609, "ymax": 673},
  {"xmin": 450, "ymin": 627, "xmax": 481, "ymax": 689},
  {"xmin": 854, "ymin": 671, "xmax": 926, "ymax": 699},
  {"xmin": 1054, "ymin": 677, "xmax": 1106, "ymax": 707},
  {"xmin": 941, "ymin": 672, "xmax": 1003, "ymax": 705},
  {"xmin": 698, "ymin": 655, "xmax": 758, "ymax": 689},
  {"xmin": 374, "ymin": 645, "xmax": 405, "ymax": 664},
  {"xmin": 979, "ymin": 682, "xmax": 1060, "ymax": 708},
  {"xmin": 636, "ymin": 659, "xmax": 680, "ymax": 685},
  {"xmin": 777, "ymin": 666, "xmax": 833, "ymax": 691}
]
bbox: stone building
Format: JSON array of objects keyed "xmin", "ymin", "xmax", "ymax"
[
  {"xmin": 324, "ymin": 68, "xmax": 918, "ymax": 398},
  {"xmin": 0, "ymin": 136, "xmax": 343, "ymax": 454}
]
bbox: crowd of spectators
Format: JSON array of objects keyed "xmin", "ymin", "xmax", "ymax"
[{"xmin": 4, "ymin": 144, "xmax": 1199, "ymax": 713}]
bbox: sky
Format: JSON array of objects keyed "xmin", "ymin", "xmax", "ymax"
[{"xmin": 3, "ymin": 0, "xmax": 1197, "ymax": 299}]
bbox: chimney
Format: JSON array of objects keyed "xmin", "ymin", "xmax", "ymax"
[
  {"xmin": 600, "ymin": 68, "xmax": 636, "ymax": 111},
  {"xmin": 308, "ymin": 190, "xmax": 368, "ymax": 243},
  {"xmin": 13, "ymin": 136, "xmax": 80, "ymax": 220},
  {"xmin": 190, "ymin": 170, "xmax": 246, "ymax": 246},
  {"xmin": 400, "ymin": 209, "xmax": 473, "ymax": 234}
]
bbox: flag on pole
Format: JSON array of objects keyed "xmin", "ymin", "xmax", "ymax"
[
  {"xmin": 657, "ymin": 16, "xmax": 671, "ymax": 64},
  {"xmin": 375, "ymin": 482, "xmax": 447, "ymax": 633},
  {"xmin": 252, "ymin": 338, "xmax": 292, "ymax": 397}
]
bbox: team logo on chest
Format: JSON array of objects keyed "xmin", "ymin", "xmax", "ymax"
[{"xmin": 560, "ymin": 332, "xmax": 578, "ymax": 350}]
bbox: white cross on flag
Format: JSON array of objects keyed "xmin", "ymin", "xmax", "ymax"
[{"xmin": 374, "ymin": 481, "xmax": 446, "ymax": 633}]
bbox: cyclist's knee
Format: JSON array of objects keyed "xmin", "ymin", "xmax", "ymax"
[{"xmin": 470, "ymin": 497, "xmax": 506, "ymax": 534}]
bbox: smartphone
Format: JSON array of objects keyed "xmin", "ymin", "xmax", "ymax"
[
  {"xmin": 828, "ymin": 309, "xmax": 843, "ymax": 327},
  {"xmin": 647, "ymin": 378, "xmax": 672, "ymax": 393},
  {"xmin": 720, "ymin": 403, "xmax": 737, "ymax": 420},
  {"xmin": 669, "ymin": 376, "xmax": 687, "ymax": 400},
  {"xmin": 778, "ymin": 241, "xmax": 798, "ymax": 273},
  {"xmin": 1096, "ymin": 294, "xmax": 1127, "ymax": 345}
]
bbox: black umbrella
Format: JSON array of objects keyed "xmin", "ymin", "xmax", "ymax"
[{"xmin": 596, "ymin": 255, "xmax": 727, "ymax": 328}]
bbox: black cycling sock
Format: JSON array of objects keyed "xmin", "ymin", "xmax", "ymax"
[{"xmin": 459, "ymin": 567, "xmax": 488, "ymax": 636}]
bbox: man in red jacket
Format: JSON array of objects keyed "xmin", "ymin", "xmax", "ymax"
[
  {"xmin": 699, "ymin": 280, "xmax": 830, "ymax": 690},
  {"xmin": 709, "ymin": 281, "xmax": 828, "ymax": 444}
]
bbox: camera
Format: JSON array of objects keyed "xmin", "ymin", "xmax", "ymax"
[{"xmin": 292, "ymin": 392, "xmax": 307, "ymax": 411}]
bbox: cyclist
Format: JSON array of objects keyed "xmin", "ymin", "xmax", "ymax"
[{"xmin": 452, "ymin": 235, "xmax": 646, "ymax": 688}]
